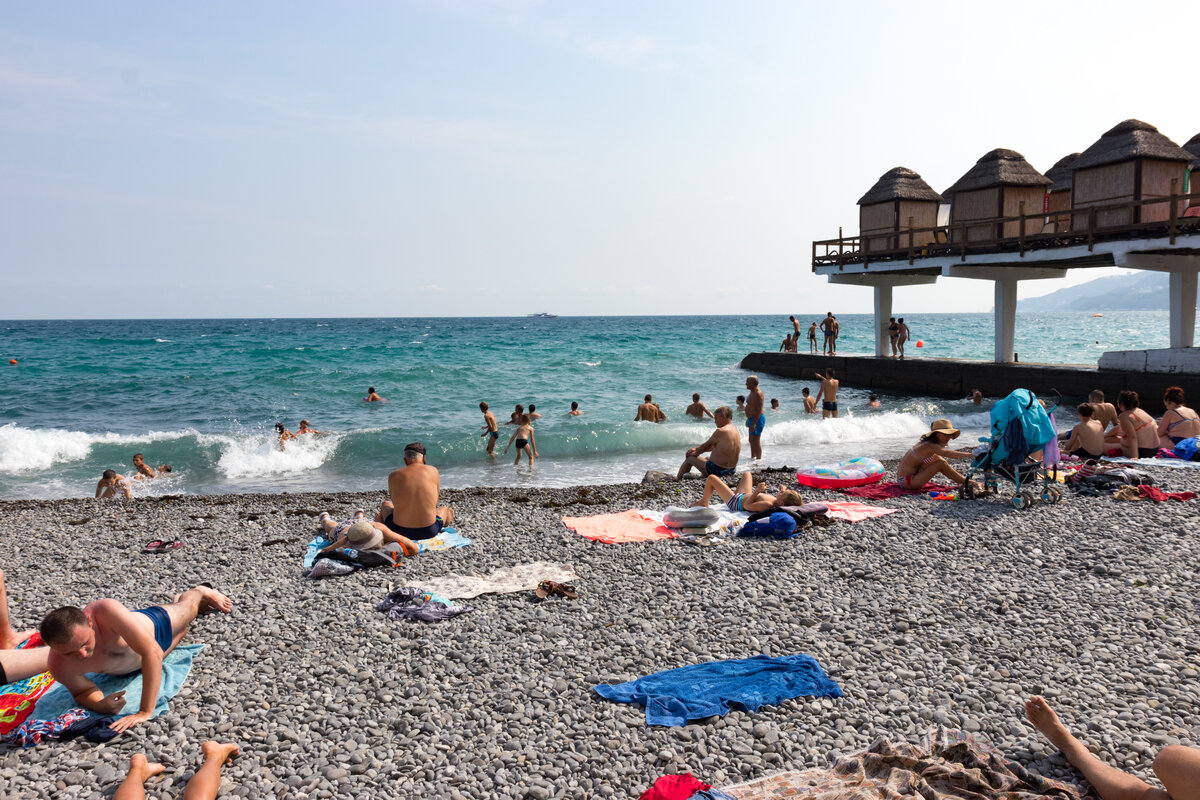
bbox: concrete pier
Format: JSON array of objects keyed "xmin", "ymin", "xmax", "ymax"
[{"xmin": 740, "ymin": 352, "xmax": 1200, "ymax": 414}]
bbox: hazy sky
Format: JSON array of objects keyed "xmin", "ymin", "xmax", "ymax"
[{"xmin": 1, "ymin": 0, "xmax": 1194, "ymax": 319}]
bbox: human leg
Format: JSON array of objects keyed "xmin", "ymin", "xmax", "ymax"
[
  {"xmin": 160, "ymin": 586, "xmax": 234, "ymax": 653},
  {"xmin": 381, "ymin": 529, "xmax": 419, "ymax": 556},
  {"xmin": 749, "ymin": 435, "xmax": 762, "ymax": 459},
  {"xmin": 114, "ymin": 754, "xmax": 167, "ymax": 800},
  {"xmin": 182, "ymin": 741, "xmax": 240, "ymax": 800},
  {"xmin": 437, "ymin": 505, "xmax": 454, "ymax": 526},
  {"xmin": 0, "ymin": 567, "xmax": 17, "ymax": 650},
  {"xmin": 1153, "ymin": 744, "xmax": 1200, "ymax": 800},
  {"xmin": 677, "ymin": 454, "xmax": 704, "ymax": 480},
  {"xmin": 1026, "ymin": 696, "xmax": 1168, "ymax": 800},
  {"xmin": 701, "ymin": 475, "xmax": 734, "ymax": 506},
  {"xmin": 375, "ymin": 501, "xmax": 395, "ymax": 524}
]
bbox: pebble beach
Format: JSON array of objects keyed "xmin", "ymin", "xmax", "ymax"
[{"xmin": 1, "ymin": 463, "xmax": 1198, "ymax": 799}]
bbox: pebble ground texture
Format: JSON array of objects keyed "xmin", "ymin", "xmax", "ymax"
[{"xmin": 1, "ymin": 462, "xmax": 1198, "ymax": 799}]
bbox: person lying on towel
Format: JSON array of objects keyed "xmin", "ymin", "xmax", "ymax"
[{"xmin": 40, "ymin": 585, "xmax": 233, "ymax": 734}]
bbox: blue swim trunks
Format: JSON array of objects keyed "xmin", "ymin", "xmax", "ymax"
[
  {"xmin": 705, "ymin": 461, "xmax": 735, "ymax": 477},
  {"xmin": 489, "ymin": 430, "xmax": 499, "ymax": 439},
  {"xmin": 133, "ymin": 606, "xmax": 174, "ymax": 653},
  {"xmin": 748, "ymin": 414, "xmax": 766, "ymax": 436}
]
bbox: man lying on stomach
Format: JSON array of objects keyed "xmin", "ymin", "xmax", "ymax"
[{"xmin": 40, "ymin": 585, "xmax": 233, "ymax": 734}]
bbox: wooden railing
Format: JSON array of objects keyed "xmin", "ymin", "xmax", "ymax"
[{"xmin": 812, "ymin": 186, "xmax": 1200, "ymax": 271}]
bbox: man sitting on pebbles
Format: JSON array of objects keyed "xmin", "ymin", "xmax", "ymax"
[
  {"xmin": 676, "ymin": 406, "xmax": 741, "ymax": 480},
  {"xmin": 40, "ymin": 585, "xmax": 233, "ymax": 734},
  {"xmin": 375, "ymin": 442, "xmax": 455, "ymax": 541}
]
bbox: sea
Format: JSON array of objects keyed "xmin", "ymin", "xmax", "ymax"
[{"xmin": 0, "ymin": 312, "xmax": 1170, "ymax": 500}]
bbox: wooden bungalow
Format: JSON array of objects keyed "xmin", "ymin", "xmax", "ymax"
[
  {"xmin": 943, "ymin": 149, "xmax": 1051, "ymax": 243},
  {"xmin": 1185, "ymin": 133, "xmax": 1199, "ymax": 201},
  {"xmin": 1071, "ymin": 119, "xmax": 1193, "ymax": 228},
  {"xmin": 1042, "ymin": 153, "xmax": 1079, "ymax": 232},
  {"xmin": 857, "ymin": 167, "xmax": 944, "ymax": 254}
]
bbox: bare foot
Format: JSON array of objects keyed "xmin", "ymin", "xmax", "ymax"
[
  {"xmin": 129, "ymin": 753, "xmax": 167, "ymax": 781},
  {"xmin": 0, "ymin": 630, "xmax": 17, "ymax": 651},
  {"xmin": 200, "ymin": 741, "xmax": 240, "ymax": 765},
  {"xmin": 1025, "ymin": 695, "xmax": 1074, "ymax": 751},
  {"xmin": 193, "ymin": 585, "xmax": 233, "ymax": 614}
]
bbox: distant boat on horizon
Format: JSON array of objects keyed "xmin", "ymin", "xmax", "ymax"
[{"xmin": 527, "ymin": 312, "xmax": 558, "ymax": 318}]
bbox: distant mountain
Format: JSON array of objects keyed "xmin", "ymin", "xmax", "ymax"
[{"xmin": 1018, "ymin": 271, "xmax": 1169, "ymax": 312}]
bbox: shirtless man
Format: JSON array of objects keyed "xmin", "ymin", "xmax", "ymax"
[
  {"xmin": 527, "ymin": 404, "xmax": 542, "ymax": 421},
  {"xmin": 820, "ymin": 313, "xmax": 836, "ymax": 355},
  {"xmin": 676, "ymin": 406, "xmax": 741, "ymax": 480},
  {"xmin": 131, "ymin": 454, "xmax": 156, "ymax": 480},
  {"xmin": 744, "ymin": 376, "xmax": 765, "ymax": 460},
  {"xmin": 653, "ymin": 403, "xmax": 667, "ymax": 423},
  {"xmin": 506, "ymin": 404, "xmax": 525, "ymax": 425},
  {"xmin": 376, "ymin": 442, "xmax": 455, "ymax": 540},
  {"xmin": 504, "ymin": 416, "xmax": 538, "ymax": 465},
  {"xmin": 297, "ymin": 420, "xmax": 322, "ymax": 435},
  {"xmin": 770, "ymin": 398, "xmax": 780, "ymax": 410},
  {"xmin": 779, "ymin": 333, "xmax": 792, "ymax": 353},
  {"xmin": 814, "ymin": 370, "xmax": 840, "ymax": 419},
  {"xmin": 96, "ymin": 470, "xmax": 132, "ymax": 500},
  {"xmin": 40, "ymin": 585, "xmax": 233, "ymax": 734},
  {"xmin": 685, "ymin": 393, "xmax": 714, "ymax": 420},
  {"xmin": 867, "ymin": 394, "xmax": 881, "ymax": 409},
  {"xmin": 635, "ymin": 395, "xmax": 658, "ymax": 422},
  {"xmin": 568, "ymin": 402, "xmax": 583, "ymax": 416},
  {"xmin": 789, "ymin": 315, "xmax": 800, "ymax": 338},
  {"xmin": 801, "ymin": 388, "xmax": 817, "ymax": 414},
  {"xmin": 479, "ymin": 401, "xmax": 499, "ymax": 456},
  {"xmin": 365, "ymin": 387, "xmax": 385, "ymax": 402},
  {"xmin": 970, "ymin": 389, "xmax": 983, "ymax": 405},
  {"xmin": 736, "ymin": 396, "xmax": 747, "ymax": 418},
  {"xmin": 1087, "ymin": 389, "xmax": 1119, "ymax": 432},
  {"xmin": 1063, "ymin": 403, "xmax": 1106, "ymax": 460},
  {"xmin": 807, "ymin": 322, "xmax": 818, "ymax": 353},
  {"xmin": 897, "ymin": 318, "xmax": 910, "ymax": 357}
]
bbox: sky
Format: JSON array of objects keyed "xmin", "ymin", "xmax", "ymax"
[{"xmin": 0, "ymin": 0, "xmax": 1195, "ymax": 319}]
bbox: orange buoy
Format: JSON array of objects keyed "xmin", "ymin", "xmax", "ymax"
[
  {"xmin": 7, "ymin": 359, "xmax": 15, "ymax": 365},
  {"xmin": 915, "ymin": 341, "xmax": 924, "ymax": 348}
]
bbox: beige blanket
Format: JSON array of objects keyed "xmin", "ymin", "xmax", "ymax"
[
  {"xmin": 723, "ymin": 728, "xmax": 1094, "ymax": 800},
  {"xmin": 405, "ymin": 561, "xmax": 577, "ymax": 599}
]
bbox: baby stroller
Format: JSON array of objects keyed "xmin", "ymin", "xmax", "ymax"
[{"xmin": 962, "ymin": 388, "xmax": 1063, "ymax": 509}]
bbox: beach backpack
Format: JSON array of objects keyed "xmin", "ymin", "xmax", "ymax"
[{"xmin": 738, "ymin": 512, "xmax": 800, "ymax": 540}]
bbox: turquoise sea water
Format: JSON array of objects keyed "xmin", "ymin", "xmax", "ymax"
[{"xmin": 0, "ymin": 312, "xmax": 1170, "ymax": 499}]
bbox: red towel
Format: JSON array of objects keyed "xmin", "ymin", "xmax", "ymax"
[
  {"xmin": 1138, "ymin": 486, "xmax": 1196, "ymax": 503},
  {"xmin": 639, "ymin": 773, "xmax": 710, "ymax": 800},
  {"xmin": 839, "ymin": 482, "xmax": 956, "ymax": 499}
]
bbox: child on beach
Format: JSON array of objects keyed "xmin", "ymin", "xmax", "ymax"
[
  {"xmin": 275, "ymin": 423, "xmax": 296, "ymax": 451},
  {"xmin": 131, "ymin": 454, "xmax": 172, "ymax": 480},
  {"xmin": 96, "ymin": 470, "xmax": 132, "ymax": 499},
  {"xmin": 700, "ymin": 472, "xmax": 804, "ymax": 514},
  {"xmin": 479, "ymin": 402, "xmax": 499, "ymax": 456},
  {"xmin": 504, "ymin": 415, "xmax": 538, "ymax": 465},
  {"xmin": 365, "ymin": 387, "xmax": 385, "ymax": 402}
]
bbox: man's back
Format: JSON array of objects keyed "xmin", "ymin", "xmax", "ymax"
[
  {"xmin": 388, "ymin": 463, "xmax": 440, "ymax": 527},
  {"xmin": 822, "ymin": 377, "xmax": 839, "ymax": 399}
]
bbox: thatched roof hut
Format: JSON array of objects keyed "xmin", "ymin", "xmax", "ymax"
[
  {"xmin": 944, "ymin": 149, "xmax": 1051, "ymax": 242},
  {"xmin": 1184, "ymin": 132, "xmax": 1200, "ymax": 171},
  {"xmin": 857, "ymin": 167, "xmax": 944, "ymax": 253},
  {"xmin": 1072, "ymin": 120, "xmax": 1193, "ymax": 226},
  {"xmin": 1044, "ymin": 153, "xmax": 1080, "ymax": 230}
]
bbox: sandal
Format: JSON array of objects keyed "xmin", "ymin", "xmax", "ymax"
[
  {"xmin": 160, "ymin": 540, "xmax": 184, "ymax": 552},
  {"xmin": 143, "ymin": 540, "xmax": 165, "ymax": 553},
  {"xmin": 535, "ymin": 581, "xmax": 579, "ymax": 600}
]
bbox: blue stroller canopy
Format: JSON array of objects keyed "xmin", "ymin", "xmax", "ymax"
[{"xmin": 985, "ymin": 388, "xmax": 1057, "ymax": 465}]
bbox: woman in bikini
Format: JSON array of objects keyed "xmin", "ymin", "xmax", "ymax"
[
  {"xmin": 1104, "ymin": 390, "xmax": 1159, "ymax": 458},
  {"xmin": 896, "ymin": 418, "xmax": 979, "ymax": 491},
  {"xmin": 699, "ymin": 472, "xmax": 804, "ymax": 514},
  {"xmin": 1157, "ymin": 386, "xmax": 1200, "ymax": 448},
  {"xmin": 887, "ymin": 317, "xmax": 900, "ymax": 357},
  {"xmin": 504, "ymin": 414, "xmax": 538, "ymax": 466}
]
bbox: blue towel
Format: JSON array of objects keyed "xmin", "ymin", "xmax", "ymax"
[
  {"xmin": 304, "ymin": 536, "xmax": 329, "ymax": 568},
  {"xmin": 594, "ymin": 653, "xmax": 842, "ymax": 726},
  {"xmin": 31, "ymin": 644, "xmax": 203, "ymax": 722},
  {"xmin": 304, "ymin": 527, "xmax": 471, "ymax": 567}
]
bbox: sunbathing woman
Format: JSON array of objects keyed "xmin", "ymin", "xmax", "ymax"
[
  {"xmin": 896, "ymin": 418, "xmax": 979, "ymax": 491},
  {"xmin": 1157, "ymin": 386, "xmax": 1200, "ymax": 448},
  {"xmin": 1104, "ymin": 390, "xmax": 1159, "ymax": 458},
  {"xmin": 700, "ymin": 472, "xmax": 804, "ymax": 513},
  {"xmin": 1026, "ymin": 695, "xmax": 1200, "ymax": 800},
  {"xmin": 0, "ymin": 567, "xmax": 49, "ymax": 685}
]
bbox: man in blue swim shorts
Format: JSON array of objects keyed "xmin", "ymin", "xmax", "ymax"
[
  {"xmin": 744, "ymin": 375, "xmax": 766, "ymax": 460},
  {"xmin": 376, "ymin": 442, "xmax": 455, "ymax": 541},
  {"xmin": 814, "ymin": 369, "xmax": 840, "ymax": 419},
  {"xmin": 677, "ymin": 406, "xmax": 742, "ymax": 479},
  {"xmin": 40, "ymin": 584, "xmax": 233, "ymax": 735}
]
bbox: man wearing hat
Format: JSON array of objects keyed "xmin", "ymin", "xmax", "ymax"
[
  {"xmin": 375, "ymin": 442, "xmax": 455, "ymax": 541},
  {"xmin": 895, "ymin": 418, "xmax": 978, "ymax": 491}
]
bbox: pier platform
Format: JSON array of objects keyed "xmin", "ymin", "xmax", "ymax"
[{"xmin": 739, "ymin": 352, "xmax": 1200, "ymax": 413}]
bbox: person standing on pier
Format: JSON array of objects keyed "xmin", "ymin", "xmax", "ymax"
[
  {"xmin": 789, "ymin": 315, "xmax": 800, "ymax": 338},
  {"xmin": 814, "ymin": 370, "xmax": 839, "ymax": 419},
  {"xmin": 820, "ymin": 312, "xmax": 836, "ymax": 355},
  {"xmin": 897, "ymin": 319, "xmax": 910, "ymax": 357},
  {"xmin": 887, "ymin": 318, "xmax": 900, "ymax": 357},
  {"xmin": 807, "ymin": 321, "xmax": 818, "ymax": 353},
  {"xmin": 745, "ymin": 376, "xmax": 765, "ymax": 460}
]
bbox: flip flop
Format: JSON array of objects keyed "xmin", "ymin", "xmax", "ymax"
[
  {"xmin": 160, "ymin": 541, "xmax": 184, "ymax": 552},
  {"xmin": 143, "ymin": 540, "xmax": 165, "ymax": 553}
]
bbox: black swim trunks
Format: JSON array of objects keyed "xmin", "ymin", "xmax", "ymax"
[
  {"xmin": 515, "ymin": 438, "xmax": 528, "ymax": 449},
  {"xmin": 822, "ymin": 401, "xmax": 837, "ymax": 412},
  {"xmin": 382, "ymin": 513, "xmax": 444, "ymax": 541},
  {"xmin": 704, "ymin": 461, "xmax": 734, "ymax": 477},
  {"xmin": 1137, "ymin": 447, "xmax": 1158, "ymax": 459},
  {"xmin": 1071, "ymin": 447, "xmax": 1103, "ymax": 460}
]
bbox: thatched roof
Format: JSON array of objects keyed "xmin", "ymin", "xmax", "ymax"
[
  {"xmin": 857, "ymin": 167, "xmax": 944, "ymax": 206},
  {"xmin": 1185, "ymin": 133, "xmax": 1200, "ymax": 170},
  {"xmin": 1072, "ymin": 119, "xmax": 1193, "ymax": 170},
  {"xmin": 1044, "ymin": 152, "xmax": 1080, "ymax": 194},
  {"xmin": 943, "ymin": 149, "xmax": 1051, "ymax": 200}
]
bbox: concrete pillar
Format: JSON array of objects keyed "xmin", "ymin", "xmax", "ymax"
[
  {"xmin": 1168, "ymin": 270, "xmax": 1198, "ymax": 348},
  {"xmin": 873, "ymin": 284, "xmax": 893, "ymax": 357},
  {"xmin": 994, "ymin": 278, "xmax": 1017, "ymax": 363}
]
